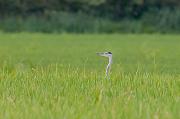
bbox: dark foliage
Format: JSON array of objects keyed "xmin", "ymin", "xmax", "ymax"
[{"xmin": 0, "ymin": 0, "xmax": 180, "ymax": 33}]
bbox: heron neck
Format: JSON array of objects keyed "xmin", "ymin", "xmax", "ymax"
[{"xmin": 108, "ymin": 56, "xmax": 112, "ymax": 64}]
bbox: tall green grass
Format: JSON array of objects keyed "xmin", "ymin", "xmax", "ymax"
[{"xmin": 0, "ymin": 33, "xmax": 179, "ymax": 119}]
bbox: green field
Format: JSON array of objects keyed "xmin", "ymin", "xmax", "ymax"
[{"xmin": 0, "ymin": 33, "xmax": 179, "ymax": 119}]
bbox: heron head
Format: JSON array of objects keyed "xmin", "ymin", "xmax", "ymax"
[{"xmin": 97, "ymin": 52, "xmax": 112, "ymax": 58}]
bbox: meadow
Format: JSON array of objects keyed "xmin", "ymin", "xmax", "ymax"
[{"xmin": 0, "ymin": 33, "xmax": 179, "ymax": 119}]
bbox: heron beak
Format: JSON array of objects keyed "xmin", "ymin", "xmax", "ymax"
[
  {"xmin": 96, "ymin": 52, "xmax": 106, "ymax": 57},
  {"xmin": 96, "ymin": 52, "xmax": 101, "ymax": 55}
]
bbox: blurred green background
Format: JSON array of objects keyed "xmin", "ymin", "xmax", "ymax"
[{"xmin": 0, "ymin": 0, "xmax": 180, "ymax": 33}]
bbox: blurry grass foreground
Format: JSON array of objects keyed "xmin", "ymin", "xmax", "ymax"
[{"xmin": 0, "ymin": 33, "xmax": 179, "ymax": 119}]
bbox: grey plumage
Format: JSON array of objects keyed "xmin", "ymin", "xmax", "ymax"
[{"xmin": 97, "ymin": 52, "xmax": 112, "ymax": 79}]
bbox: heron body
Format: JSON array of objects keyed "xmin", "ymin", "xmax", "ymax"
[{"xmin": 97, "ymin": 52, "xmax": 112, "ymax": 79}]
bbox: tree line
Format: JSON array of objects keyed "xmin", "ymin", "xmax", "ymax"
[
  {"xmin": 0, "ymin": 0, "xmax": 180, "ymax": 33},
  {"xmin": 0, "ymin": 0, "xmax": 180, "ymax": 19}
]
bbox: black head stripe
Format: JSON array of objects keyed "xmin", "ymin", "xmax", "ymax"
[{"xmin": 108, "ymin": 52, "xmax": 112, "ymax": 54}]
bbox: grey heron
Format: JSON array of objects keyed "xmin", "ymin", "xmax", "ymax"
[{"xmin": 97, "ymin": 52, "xmax": 112, "ymax": 79}]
